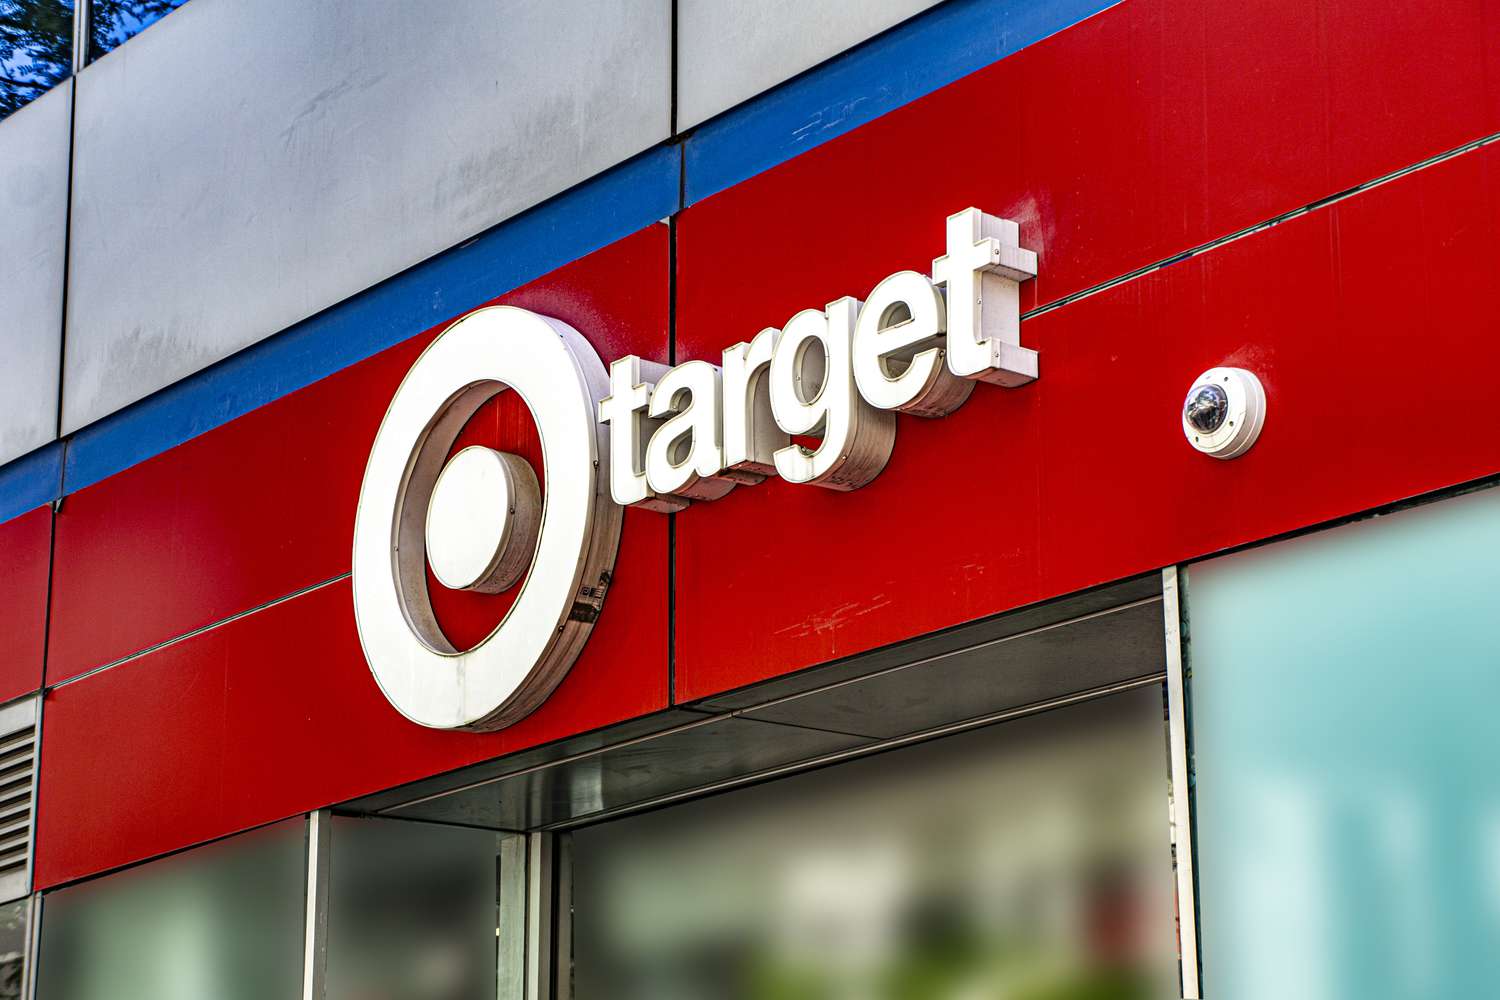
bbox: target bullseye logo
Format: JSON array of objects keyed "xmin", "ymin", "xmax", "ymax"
[
  {"xmin": 358, "ymin": 209, "xmax": 1042, "ymax": 733},
  {"xmin": 352, "ymin": 306, "xmax": 621, "ymax": 732}
]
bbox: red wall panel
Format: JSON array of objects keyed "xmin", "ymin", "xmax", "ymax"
[
  {"xmin": 670, "ymin": 0, "xmax": 1500, "ymax": 700},
  {"xmin": 673, "ymin": 136, "xmax": 1500, "ymax": 700},
  {"xmin": 47, "ymin": 225, "xmax": 671, "ymax": 683},
  {"xmin": 677, "ymin": 0, "xmax": 1498, "ymax": 350},
  {"xmin": 35, "ymin": 0, "xmax": 1500, "ymax": 884},
  {"xmin": 37, "ymin": 490, "xmax": 669, "ymax": 886},
  {"xmin": 0, "ymin": 507, "xmax": 50, "ymax": 703}
]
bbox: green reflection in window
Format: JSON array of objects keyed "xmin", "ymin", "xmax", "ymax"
[
  {"xmin": 34, "ymin": 820, "xmax": 304, "ymax": 1000},
  {"xmin": 569, "ymin": 690, "xmax": 1179, "ymax": 1000}
]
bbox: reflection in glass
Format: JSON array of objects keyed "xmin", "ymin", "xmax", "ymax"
[
  {"xmin": 88, "ymin": 0, "xmax": 187, "ymax": 60},
  {"xmin": 569, "ymin": 689, "xmax": 1178, "ymax": 1000},
  {"xmin": 0, "ymin": 0, "xmax": 72, "ymax": 122},
  {"xmin": 1190, "ymin": 485, "xmax": 1500, "ymax": 1000},
  {"xmin": 0, "ymin": 899, "xmax": 26, "ymax": 1000},
  {"xmin": 325, "ymin": 816, "xmax": 500, "ymax": 1000},
  {"xmin": 33, "ymin": 820, "xmax": 305, "ymax": 1000}
]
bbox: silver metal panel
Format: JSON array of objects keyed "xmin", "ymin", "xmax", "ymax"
[
  {"xmin": 300, "ymin": 810, "xmax": 331, "ymax": 1000},
  {"xmin": 740, "ymin": 597, "xmax": 1166, "ymax": 738},
  {"xmin": 346, "ymin": 709, "xmax": 704, "ymax": 816},
  {"xmin": 496, "ymin": 832, "xmax": 527, "ymax": 1000},
  {"xmin": 524, "ymin": 832, "xmax": 553, "ymax": 1000},
  {"xmin": 64, "ymin": 0, "xmax": 671, "ymax": 432},
  {"xmin": 676, "ymin": 0, "xmax": 943, "ymax": 128},
  {"xmin": 0, "ymin": 82, "xmax": 67, "ymax": 464},
  {"xmin": 383, "ymin": 717, "xmax": 873, "ymax": 830},
  {"xmin": 21, "ymin": 892, "xmax": 38, "ymax": 1000}
]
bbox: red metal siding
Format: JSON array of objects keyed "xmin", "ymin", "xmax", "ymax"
[
  {"xmin": 46, "ymin": 225, "xmax": 671, "ymax": 684},
  {"xmin": 32, "ymin": 0, "xmax": 1500, "ymax": 886},
  {"xmin": 38, "ymin": 561, "xmax": 668, "ymax": 886},
  {"xmin": 0, "ymin": 506, "xmax": 50, "ymax": 703},
  {"xmin": 38, "ymin": 226, "xmax": 673, "ymax": 886},
  {"xmin": 674, "ymin": 139, "xmax": 1500, "ymax": 700}
]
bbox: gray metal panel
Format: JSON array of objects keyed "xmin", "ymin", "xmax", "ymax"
[
  {"xmin": 0, "ymin": 82, "xmax": 68, "ymax": 464},
  {"xmin": 351, "ymin": 578, "xmax": 1164, "ymax": 835},
  {"xmin": 64, "ymin": 0, "xmax": 671, "ymax": 432},
  {"xmin": 383, "ymin": 717, "xmax": 872, "ymax": 830},
  {"xmin": 345, "ymin": 708, "xmax": 707, "ymax": 816},
  {"xmin": 676, "ymin": 0, "xmax": 943, "ymax": 128},
  {"xmin": 739, "ymin": 597, "xmax": 1166, "ymax": 738}
]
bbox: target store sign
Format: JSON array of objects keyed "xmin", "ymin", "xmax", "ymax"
[{"xmin": 353, "ymin": 209, "xmax": 1037, "ymax": 731}]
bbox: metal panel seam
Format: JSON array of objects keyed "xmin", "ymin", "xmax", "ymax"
[{"xmin": 47, "ymin": 572, "xmax": 352, "ymax": 691}]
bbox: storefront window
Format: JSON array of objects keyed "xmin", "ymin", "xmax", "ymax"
[
  {"xmin": 0, "ymin": 0, "xmax": 72, "ymax": 122},
  {"xmin": 325, "ymin": 816, "xmax": 505, "ymax": 1000},
  {"xmin": 567, "ymin": 688, "xmax": 1179, "ymax": 999},
  {"xmin": 1189, "ymin": 486, "xmax": 1500, "ymax": 999},
  {"xmin": 33, "ymin": 820, "xmax": 304, "ymax": 1000}
]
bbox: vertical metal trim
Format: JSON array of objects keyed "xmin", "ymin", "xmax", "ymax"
[
  {"xmin": 552, "ymin": 835, "xmax": 572, "ymax": 1000},
  {"xmin": 1163, "ymin": 566, "xmax": 1202, "ymax": 998},
  {"xmin": 302, "ymin": 810, "xmax": 332, "ymax": 1000},
  {"xmin": 524, "ymin": 832, "xmax": 554, "ymax": 999},
  {"xmin": 496, "ymin": 833, "xmax": 527, "ymax": 1000},
  {"xmin": 71, "ymin": 0, "xmax": 90, "ymax": 73},
  {"xmin": 22, "ymin": 893, "xmax": 40, "ymax": 1000}
]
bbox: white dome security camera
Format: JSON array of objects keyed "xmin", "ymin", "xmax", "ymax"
[{"xmin": 1182, "ymin": 367, "xmax": 1265, "ymax": 459}]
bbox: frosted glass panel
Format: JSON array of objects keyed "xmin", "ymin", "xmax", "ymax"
[
  {"xmin": 324, "ymin": 817, "xmax": 498, "ymax": 1000},
  {"xmin": 1189, "ymin": 486, "xmax": 1500, "ymax": 1000},
  {"xmin": 34, "ymin": 820, "xmax": 304, "ymax": 1000},
  {"xmin": 569, "ymin": 690, "xmax": 1179, "ymax": 1000}
]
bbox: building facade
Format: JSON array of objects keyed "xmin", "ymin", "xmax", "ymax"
[{"xmin": 2, "ymin": 0, "xmax": 1500, "ymax": 997}]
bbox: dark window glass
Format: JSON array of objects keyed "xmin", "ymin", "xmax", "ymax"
[
  {"xmin": 324, "ymin": 816, "xmax": 505, "ymax": 1000},
  {"xmin": 0, "ymin": 0, "xmax": 72, "ymax": 122},
  {"xmin": 89, "ymin": 0, "xmax": 187, "ymax": 60}
]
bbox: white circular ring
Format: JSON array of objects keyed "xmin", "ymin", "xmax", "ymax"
[
  {"xmin": 352, "ymin": 306, "xmax": 621, "ymax": 731},
  {"xmin": 425, "ymin": 446, "xmax": 541, "ymax": 594}
]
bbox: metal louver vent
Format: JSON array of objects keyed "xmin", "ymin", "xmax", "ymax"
[{"xmin": 0, "ymin": 698, "xmax": 38, "ymax": 904}]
